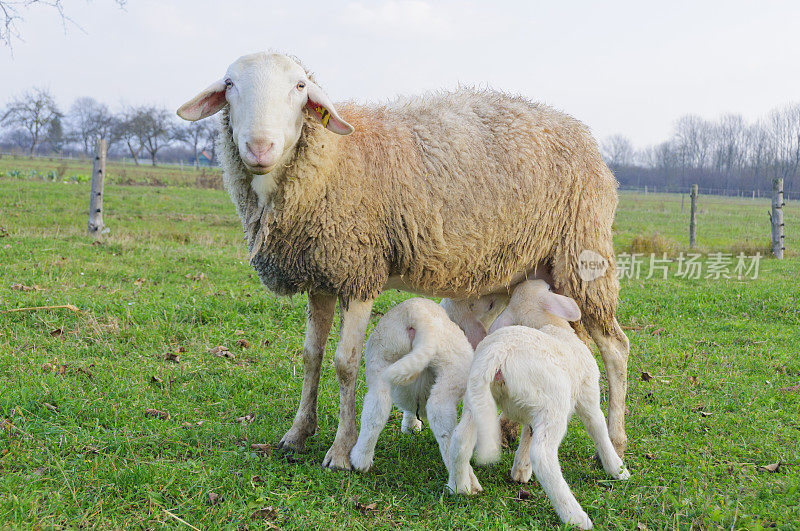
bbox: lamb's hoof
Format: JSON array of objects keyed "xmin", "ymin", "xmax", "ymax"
[
  {"xmin": 323, "ymin": 444, "xmax": 353, "ymax": 471},
  {"xmin": 565, "ymin": 511, "xmax": 592, "ymax": 530},
  {"xmin": 510, "ymin": 462, "xmax": 532, "ymax": 483},
  {"xmin": 447, "ymin": 481, "xmax": 479, "ymax": 495},
  {"xmin": 616, "ymin": 467, "xmax": 631, "ymax": 480},
  {"xmin": 447, "ymin": 473, "xmax": 481, "ymax": 495},
  {"xmin": 349, "ymin": 448, "xmax": 373, "ymax": 472},
  {"xmin": 277, "ymin": 430, "xmax": 308, "ymax": 454},
  {"xmin": 401, "ymin": 417, "xmax": 423, "ymax": 433},
  {"xmin": 469, "ymin": 469, "xmax": 483, "ymax": 494}
]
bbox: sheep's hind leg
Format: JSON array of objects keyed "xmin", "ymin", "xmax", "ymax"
[
  {"xmin": 323, "ymin": 298, "xmax": 374, "ymax": 470},
  {"xmin": 278, "ymin": 292, "xmax": 335, "ymax": 453},
  {"xmin": 587, "ymin": 317, "xmax": 629, "ymax": 458}
]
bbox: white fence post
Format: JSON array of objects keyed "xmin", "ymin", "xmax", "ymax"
[
  {"xmin": 87, "ymin": 139, "xmax": 108, "ymax": 238},
  {"xmin": 771, "ymin": 178, "xmax": 784, "ymax": 259}
]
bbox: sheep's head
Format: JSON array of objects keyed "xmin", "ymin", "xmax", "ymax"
[
  {"xmin": 487, "ymin": 280, "xmax": 581, "ymax": 333},
  {"xmin": 177, "ymin": 52, "xmax": 353, "ymax": 175}
]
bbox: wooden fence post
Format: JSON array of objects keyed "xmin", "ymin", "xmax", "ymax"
[
  {"xmin": 689, "ymin": 184, "xmax": 698, "ymax": 249},
  {"xmin": 87, "ymin": 138, "xmax": 108, "ymax": 238},
  {"xmin": 771, "ymin": 178, "xmax": 784, "ymax": 259}
]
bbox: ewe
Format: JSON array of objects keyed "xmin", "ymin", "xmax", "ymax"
[
  {"xmin": 177, "ymin": 52, "xmax": 629, "ymax": 470},
  {"xmin": 447, "ymin": 280, "xmax": 630, "ymax": 530}
]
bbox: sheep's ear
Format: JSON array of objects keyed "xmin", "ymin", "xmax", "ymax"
[
  {"xmin": 177, "ymin": 80, "xmax": 227, "ymax": 121},
  {"xmin": 542, "ymin": 292, "xmax": 582, "ymax": 322},
  {"xmin": 306, "ymin": 81, "xmax": 354, "ymax": 135}
]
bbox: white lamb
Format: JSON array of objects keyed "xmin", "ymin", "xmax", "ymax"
[
  {"xmin": 447, "ymin": 280, "xmax": 630, "ymax": 530},
  {"xmin": 349, "ymin": 294, "xmax": 501, "ymax": 487}
]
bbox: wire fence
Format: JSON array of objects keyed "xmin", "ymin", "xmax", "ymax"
[
  {"xmin": 0, "ymin": 151, "xmax": 218, "ymax": 170},
  {"xmin": 619, "ymin": 184, "xmax": 793, "ymax": 201}
]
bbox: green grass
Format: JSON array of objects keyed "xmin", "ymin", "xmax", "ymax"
[{"xmin": 1, "ymin": 171, "xmax": 799, "ymax": 529}]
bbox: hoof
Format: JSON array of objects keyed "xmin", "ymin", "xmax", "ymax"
[
  {"xmin": 510, "ymin": 462, "xmax": 532, "ymax": 484},
  {"xmin": 323, "ymin": 445, "xmax": 353, "ymax": 471},
  {"xmin": 277, "ymin": 432, "xmax": 308, "ymax": 454},
  {"xmin": 565, "ymin": 511, "xmax": 592, "ymax": 530},
  {"xmin": 349, "ymin": 447, "xmax": 373, "ymax": 472}
]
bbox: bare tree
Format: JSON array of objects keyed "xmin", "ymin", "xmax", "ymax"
[
  {"xmin": 1, "ymin": 87, "xmax": 61, "ymax": 155},
  {"xmin": 766, "ymin": 103, "xmax": 800, "ymax": 185},
  {"xmin": 673, "ymin": 114, "xmax": 713, "ymax": 173},
  {"xmin": 202, "ymin": 118, "xmax": 219, "ymax": 164},
  {"xmin": 601, "ymin": 134, "xmax": 634, "ymax": 167},
  {"xmin": 1, "ymin": 0, "xmax": 126, "ymax": 48},
  {"xmin": 116, "ymin": 107, "xmax": 147, "ymax": 165},
  {"xmin": 172, "ymin": 119, "xmax": 216, "ymax": 167},
  {"xmin": 138, "ymin": 106, "xmax": 172, "ymax": 166},
  {"xmin": 711, "ymin": 114, "xmax": 747, "ymax": 178},
  {"xmin": 68, "ymin": 97, "xmax": 115, "ymax": 155},
  {"xmin": 171, "ymin": 121, "xmax": 199, "ymax": 167}
]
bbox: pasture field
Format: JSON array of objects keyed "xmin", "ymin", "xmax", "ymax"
[
  {"xmin": 0, "ymin": 154, "xmax": 222, "ymax": 189},
  {"xmin": 1, "ymin": 169, "xmax": 799, "ymax": 530}
]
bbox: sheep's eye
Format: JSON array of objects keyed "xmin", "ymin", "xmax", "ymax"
[
  {"xmin": 224, "ymin": 79, "xmax": 233, "ymax": 88},
  {"xmin": 296, "ymin": 81, "xmax": 306, "ymax": 90}
]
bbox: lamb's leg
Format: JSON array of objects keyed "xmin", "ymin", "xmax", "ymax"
[
  {"xmin": 588, "ymin": 317, "xmax": 629, "ymax": 457},
  {"xmin": 401, "ymin": 411, "xmax": 423, "ymax": 433},
  {"xmin": 530, "ymin": 415, "xmax": 592, "ymax": 530},
  {"xmin": 278, "ymin": 292, "xmax": 335, "ymax": 453},
  {"xmin": 426, "ymin": 376, "xmax": 463, "ymax": 467},
  {"xmin": 510, "ymin": 424, "xmax": 533, "ymax": 483},
  {"xmin": 323, "ymin": 298, "xmax": 374, "ymax": 470},
  {"xmin": 446, "ymin": 408, "xmax": 482, "ymax": 495},
  {"xmin": 350, "ymin": 366, "xmax": 393, "ymax": 472},
  {"xmin": 576, "ymin": 383, "xmax": 630, "ymax": 480}
]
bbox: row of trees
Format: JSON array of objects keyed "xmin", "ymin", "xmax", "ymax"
[
  {"xmin": 601, "ymin": 103, "xmax": 800, "ymax": 194},
  {"xmin": 0, "ymin": 87, "xmax": 218, "ymax": 166}
]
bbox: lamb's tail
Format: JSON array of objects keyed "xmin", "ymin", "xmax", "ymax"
[
  {"xmin": 469, "ymin": 353, "xmax": 503, "ymax": 464},
  {"xmin": 382, "ymin": 324, "xmax": 437, "ymax": 386}
]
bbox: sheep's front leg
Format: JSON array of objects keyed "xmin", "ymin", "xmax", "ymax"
[
  {"xmin": 323, "ymin": 298, "xmax": 374, "ymax": 470},
  {"xmin": 278, "ymin": 292, "xmax": 336, "ymax": 452},
  {"xmin": 588, "ymin": 317, "xmax": 630, "ymax": 458}
]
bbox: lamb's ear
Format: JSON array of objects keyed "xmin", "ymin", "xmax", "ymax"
[
  {"xmin": 177, "ymin": 80, "xmax": 227, "ymax": 121},
  {"xmin": 487, "ymin": 308, "xmax": 515, "ymax": 335},
  {"xmin": 305, "ymin": 81, "xmax": 354, "ymax": 135},
  {"xmin": 542, "ymin": 292, "xmax": 582, "ymax": 322}
]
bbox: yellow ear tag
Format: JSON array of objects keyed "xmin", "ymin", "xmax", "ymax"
[{"xmin": 314, "ymin": 104, "xmax": 331, "ymax": 128}]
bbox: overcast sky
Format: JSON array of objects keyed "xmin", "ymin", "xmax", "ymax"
[{"xmin": 2, "ymin": 0, "xmax": 799, "ymax": 148}]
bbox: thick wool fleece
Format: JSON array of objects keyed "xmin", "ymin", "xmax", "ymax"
[{"xmin": 218, "ymin": 85, "xmax": 620, "ymax": 330}]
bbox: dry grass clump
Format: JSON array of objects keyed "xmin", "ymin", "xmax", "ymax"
[{"xmin": 627, "ymin": 232, "xmax": 680, "ymax": 255}]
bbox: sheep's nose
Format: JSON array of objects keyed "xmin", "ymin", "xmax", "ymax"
[{"xmin": 246, "ymin": 140, "xmax": 275, "ymax": 165}]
